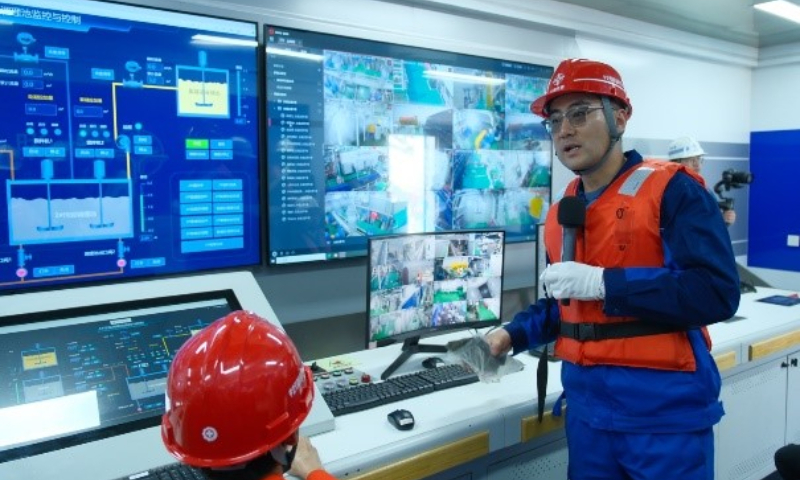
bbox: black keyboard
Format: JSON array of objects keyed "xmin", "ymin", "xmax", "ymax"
[
  {"xmin": 322, "ymin": 364, "xmax": 479, "ymax": 416},
  {"xmin": 114, "ymin": 462, "xmax": 205, "ymax": 480}
]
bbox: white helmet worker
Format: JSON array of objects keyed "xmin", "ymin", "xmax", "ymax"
[{"xmin": 667, "ymin": 136, "xmax": 705, "ymax": 161}]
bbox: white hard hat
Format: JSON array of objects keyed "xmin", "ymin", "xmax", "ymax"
[{"xmin": 667, "ymin": 136, "xmax": 705, "ymax": 161}]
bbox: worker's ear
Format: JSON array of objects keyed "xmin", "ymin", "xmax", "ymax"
[{"xmin": 614, "ymin": 105, "xmax": 630, "ymax": 135}]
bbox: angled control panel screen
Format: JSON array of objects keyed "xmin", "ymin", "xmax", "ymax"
[
  {"xmin": 0, "ymin": 0, "xmax": 262, "ymax": 293},
  {"xmin": 0, "ymin": 291, "xmax": 239, "ymax": 461}
]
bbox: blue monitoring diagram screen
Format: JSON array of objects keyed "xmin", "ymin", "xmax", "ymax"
[{"xmin": 0, "ymin": 0, "xmax": 261, "ymax": 293}]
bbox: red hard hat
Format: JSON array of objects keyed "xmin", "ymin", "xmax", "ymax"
[
  {"xmin": 161, "ymin": 311, "xmax": 314, "ymax": 468},
  {"xmin": 530, "ymin": 58, "xmax": 632, "ymax": 118}
]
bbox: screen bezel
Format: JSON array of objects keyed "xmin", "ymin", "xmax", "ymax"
[
  {"xmin": 0, "ymin": 289, "xmax": 241, "ymax": 463},
  {"xmin": 365, "ymin": 229, "xmax": 505, "ymax": 349}
]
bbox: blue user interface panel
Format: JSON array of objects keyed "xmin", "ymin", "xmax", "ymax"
[{"xmin": 0, "ymin": 0, "xmax": 261, "ymax": 293}]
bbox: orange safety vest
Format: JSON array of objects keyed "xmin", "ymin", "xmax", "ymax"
[{"xmin": 545, "ymin": 160, "xmax": 711, "ymax": 371}]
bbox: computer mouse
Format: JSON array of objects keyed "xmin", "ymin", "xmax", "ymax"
[
  {"xmin": 387, "ymin": 409, "xmax": 415, "ymax": 431},
  {"xmin": 422, "ymin": 356, "xmax": 445, "ymax": 369}
]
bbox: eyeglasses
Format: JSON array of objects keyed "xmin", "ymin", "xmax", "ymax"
[{"xmin": 541, "ymin": 105, "xmax": 604, "ymax": 135}]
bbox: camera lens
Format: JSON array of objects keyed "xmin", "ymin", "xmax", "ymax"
[
  {"xmin": 731, "ymin": 171, "xmax": 753, "ymax": 184},
  {"xmin": 722, "ymin": 169, "xmax": 753, "ymax": 185}
]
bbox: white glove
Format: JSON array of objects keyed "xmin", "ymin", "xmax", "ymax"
[{"xmin": 540, "ymin": 261, "xmax": 605, "ymax": 300}]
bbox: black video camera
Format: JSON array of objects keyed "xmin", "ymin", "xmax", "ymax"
[{"xmin": 713, "ymin": 169, "xmax": 754, "ymax": 211}]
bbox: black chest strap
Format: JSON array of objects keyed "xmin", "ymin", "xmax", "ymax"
[{"xmin": 559, "ymin": 320, "xmax": 687, "ymax": 342}]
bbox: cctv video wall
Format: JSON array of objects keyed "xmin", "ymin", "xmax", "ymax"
[
  {"xmin": 0, "ymin": 0, "xmax": 261, "ymax": 293},
  {"xmin": 265, "ymin": 26, "xmax": 553, "ymax": 265}
]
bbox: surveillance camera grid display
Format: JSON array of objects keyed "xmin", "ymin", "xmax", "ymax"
[
  {"xmin": 0, "ymin": 0, "xmax": 261, "ymax": 293},
  {"xmin": 266, "ymin": 26, "xmax": 553, "ymax": 265},
  {"xmin": 367, "ymin": 231, "xmax": 504, "ymax": 344}
]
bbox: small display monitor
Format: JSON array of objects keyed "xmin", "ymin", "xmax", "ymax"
[
  {"xmin": 0, "ymin": 0, "xmax": 262, "ymax": 293},
  {"xmin": 367, "ymin": 230, "xmax": 505, "ymax": 379},
  {"xmin": 0, "ymin": 290, "xmax": 239, "ymax": 461},
  {"xmin": 265, "ymin": 25, "xmax": 552, "ymax": 265}
]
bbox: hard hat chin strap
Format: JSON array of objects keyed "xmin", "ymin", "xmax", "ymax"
[
  {"xmin": 271, "ymin": 443, "xmax": 298, "ymax": 473},
  {"xmin": 571, "ymin": 97, "xmax": 623, "ymax": 176}
]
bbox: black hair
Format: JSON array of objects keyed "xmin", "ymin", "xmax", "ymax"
[{"xmin": 201, "ymin": 454, "xmax": 279, "ymax": 480}]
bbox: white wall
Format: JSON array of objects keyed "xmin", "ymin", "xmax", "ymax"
[
  {"xmin": 753, "ymin": 44, "xmax": 800, "ymax": 132},
  {"xmin": 576, "ymin": 37, "xmax": 752, "ymax": 143},
  {"xmin": 139, "ymin": 0, "xmax": 577, "ymax": 65}
]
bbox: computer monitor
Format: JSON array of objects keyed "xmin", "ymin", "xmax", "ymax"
[
  {"xmin": 367, "ymin": 230, "xmax": 505, "ymax": 379},
  {"xmin": 0, "ymin": 0, "xmax": 262, "ymax": 294},
  {"xmin": 264, "ymin": 25, "xmax": 553, "ymax": 265}
]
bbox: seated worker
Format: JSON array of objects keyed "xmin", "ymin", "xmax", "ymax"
[
  {"xmin": 161, "ymin": 310, "xmax": 337, "ymax": 480},
  {"xmin": 667, "ymin": 136, "xmax": 736, "ymax": 226},
  {"xmin": 776, "ymin": 444, "xmax": 800, "ymax": 480}
]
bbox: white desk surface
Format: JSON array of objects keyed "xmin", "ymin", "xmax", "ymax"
[{"xmin": 709, "ymin": 287, "xmax": 800, "ymax": 360}]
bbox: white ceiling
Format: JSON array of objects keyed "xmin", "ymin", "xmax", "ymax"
[{"xmin": 554, "ymin": 0, "xmax": 800, "ymax": 48}]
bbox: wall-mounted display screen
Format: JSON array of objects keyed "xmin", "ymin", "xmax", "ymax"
[
  {"xmin": 0, "ymin": 0, "xmax": 262, "ymax": 293},
  {"xmin": 265, "ymin": 26, "xmax": 553, "ymax": 265}
]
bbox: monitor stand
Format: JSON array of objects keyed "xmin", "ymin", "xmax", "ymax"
[{"xmin": 380, "ymin": 336, "xmax": 447, "ymax": 380}]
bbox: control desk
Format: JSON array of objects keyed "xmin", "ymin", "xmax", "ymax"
[
  {"xmin": 305, "ymin": 287, "xmax": 800, "ymax": 480},
  {"xmin": 3, "ymin": 285, "xmax": 800, "ymax": 480}
]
